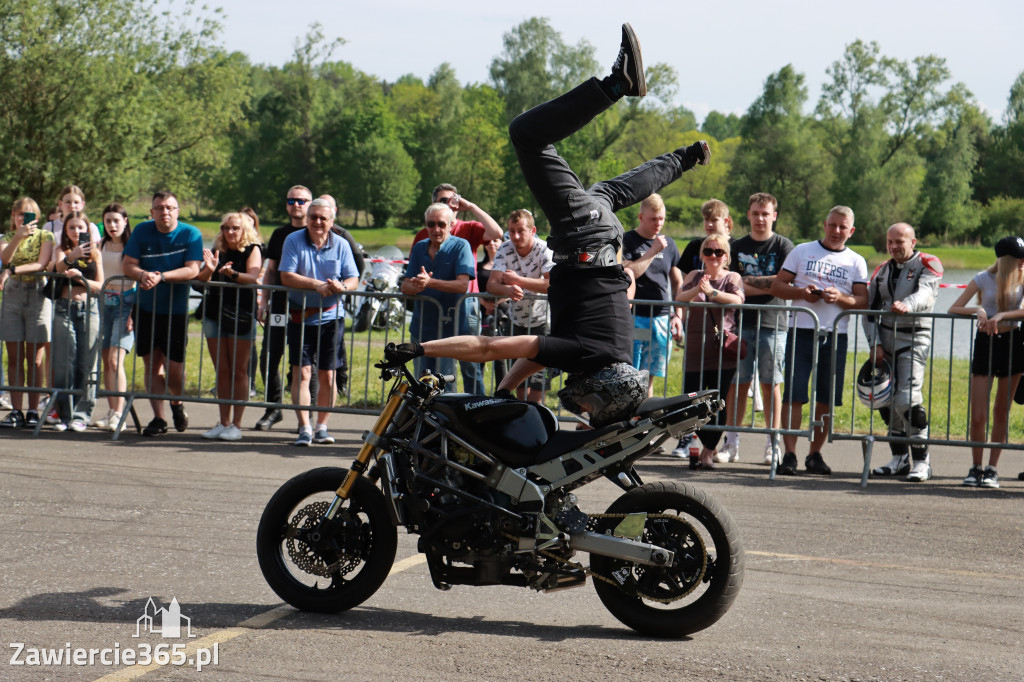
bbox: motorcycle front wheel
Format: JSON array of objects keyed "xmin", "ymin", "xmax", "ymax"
[
  {"xmin": 353, "ymin": 303, "xmax": 374, "ymax": 333},
  {"xmin": 591, "ymin": 481, "xmax": 744, "ymax": 637},
  {"xmin": 257, "ymin": 467, "xmax": 397, "ymax": 612}
]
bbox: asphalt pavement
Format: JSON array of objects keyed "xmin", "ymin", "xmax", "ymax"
[{"xmin": 1, "ymin": 402, "xmax": 1021, "ymax": 681}]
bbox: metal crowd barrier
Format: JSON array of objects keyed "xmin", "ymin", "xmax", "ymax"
[{"xmin": 830, "ymin": 309, "xmax": 1024, "ymax": 486}]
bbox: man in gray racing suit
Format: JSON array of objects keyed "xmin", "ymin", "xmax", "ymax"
[{"xmin": 862, "ymin": 223, "xmax": 943, "ymax": 481}]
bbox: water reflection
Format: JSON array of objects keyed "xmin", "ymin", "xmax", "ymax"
[{"xmin": 849, "ymin": 268, "xmax": 978, "ymax": 359}]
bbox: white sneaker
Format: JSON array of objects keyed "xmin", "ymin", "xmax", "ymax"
[
  {"xmin": 872, "ymin": 453, "xmax": 911, "ymax": 477},
  {"xmin": 53, "ymin": 422, "xmax": 68, "ymax": 432},
  {"xmin": 103, "ymin": 411, "xmax": 122, "ymax": 431},
  {"xmin": 218, "ymin": 424, "xmax": 243, "ymax": 441},
  {"xmin": 203, "ymin": 423, "xmax": 228, "ymax": 439},
  {"xmin": 672, "ymin": 433, "xmax": 696, "ymax": 458},
  {"xmin": 69, "ymin": 417, "xmax": 88, "ymax": 432},
  {"xmin": 905, "ymin": 458, "xmax": 931, "ymax": 482},
  {"xmin": 716, "ymin": 437, "xmax": 739, "ymax": 463},
  {"xmin": 763, "ymin": 437, "xmax": 780, "ymax": 465},
  {"xmin": 0, "ymin": 393, "xmax": 12, "ymax": 410}
]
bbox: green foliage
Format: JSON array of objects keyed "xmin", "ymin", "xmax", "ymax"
[
  {"xmin": 0, "ymin": 0, "xmax": 248, "ymax": 209},
  {"xmin": 701, "ymin": 111, "xmax": 741, "ymax": 140},
  {"xmin": 727, "ymin": 65, "xmax": 833, "ymax": 239},
  {"xmin": 977, "ymin": 196, "xmax": 1024, "ymax": 246}
]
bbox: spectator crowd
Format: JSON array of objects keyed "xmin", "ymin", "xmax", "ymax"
[{"xmin": 2, "ymin": 183, "xmax": 1023, "ymax": 487}]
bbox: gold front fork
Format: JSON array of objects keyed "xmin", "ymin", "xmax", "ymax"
[{"xmin": 334, "ymin": 383, "xmax": 409, "ymax": 500}]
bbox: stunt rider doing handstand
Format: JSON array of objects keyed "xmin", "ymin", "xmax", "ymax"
[{"xmin": 387, "ymin": 23, "xmax": 710, "ymax": 426}]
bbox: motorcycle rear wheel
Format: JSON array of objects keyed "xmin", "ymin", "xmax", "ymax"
[
  {"xmin": 257, "ymin": 467, "xmax": 397, "ymax": 612},
  {"xmin": 353, "ymin": 303, "xmax": 373, "ymax": 333},
  {"xmin": 591, "ymin": 481, "xmax": 744, "ymax": 637}
]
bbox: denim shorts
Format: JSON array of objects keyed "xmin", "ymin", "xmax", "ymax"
[
  {"xmin": 734, "ymin": 326, "xmax": 787, "ymax": 385},
  {"xmin": 202, "ymin": 316, "xmax": 257, "ymax": 341},
  {"xmin": 101, "ymin": 301, "xmax": 135, "ymax": 351},
  {"xmin": 632, "ymin": 314, "xmax": 672, "ymax": 378},
  {"xmin": 0, "ymin": 278, "xmax": 52, "ymax": 344},
  {"xmin": 782, "ymin": 328, "xmax": 848, "ymax": 406}
]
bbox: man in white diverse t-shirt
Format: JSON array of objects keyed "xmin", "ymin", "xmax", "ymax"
[
  {"xmin": 770, "ymin": 206, "xmax": 869, "ymax": 476},
  {"xmin": 487, "ymin": 209, "xmax": 554, "ymax": 401}
]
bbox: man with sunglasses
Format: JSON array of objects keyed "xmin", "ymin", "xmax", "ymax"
[
  {"xmin": 255, "ymin": 185, "xmax": 313, "ymax": 430},
  {"xmin": 412, "ymin": 184, "xmax": 502, "ymax": 394},
  {"xmin": 387, "ymin": 24, "xmax": 711, "ymax": 426},
  {"xmin": 401, "ymin": 204, "xmax": 476, "ymax": 381}
]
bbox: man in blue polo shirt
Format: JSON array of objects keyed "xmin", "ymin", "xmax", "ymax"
[
  {"xmin": 278, "ymin": 198, "xmax": 360, "ymax": 446},
  {"xmin": 123, "ymin": 191, "xmax": 203, "ymax": 436},
  {"xmin": 400, "ymin": 203, "xmax": 475, "ymax": 384}
]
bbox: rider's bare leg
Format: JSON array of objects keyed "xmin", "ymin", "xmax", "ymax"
[
  {"xmin": 420, "ymin": 335, "xmax": 540, "ymax": 363},
  {"xmin": 498, "ymin": 359, "xmax": 546, "ymax": 393}
]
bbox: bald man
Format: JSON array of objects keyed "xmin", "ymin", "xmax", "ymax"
[{"xmin": 862, "ymin": 223, "xmax": 943, "ymax": 481}]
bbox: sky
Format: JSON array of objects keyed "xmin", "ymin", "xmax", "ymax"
[{"xmin": 202, "ymin": 0, "xmax": 1023, "ymax": 123}]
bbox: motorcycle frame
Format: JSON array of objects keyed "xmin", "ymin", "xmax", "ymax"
[{"xmin": 328, "ymin": 368, "xmax": 719, "ymax": 571}]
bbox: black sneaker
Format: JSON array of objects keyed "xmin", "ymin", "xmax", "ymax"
[
  {"xmin": 0, "ymin": 409, "xmax": 25, "ymax": 428},
  {"xmin": 24, "ymin": 410, "xmax": 40, "ymax": 428},
  {"xmin": 778, "ymin": 451, "xmax": 798, "ymax": 475},
  {"xmin": 142, "ymin": 417, "xmax": 168, "ymax": 437},
  {"xmin": 691, "ymin": 140, "xmax": 712, "ymax": 166},
  {"xmin": 170, "ymin": 403, "xmax": 189, "ymax": 432},
  {"xmin": 805, "ymin": 451, "xmax": 832, "ymax": 475},
  {"xmin": 962, "ymin": 465, "xmax": 983, "ymax": 486},
  {"xmin": 610, "ymin": 23, "xmax": 646, "ymax": 97},
  {"xmin": 980, "ymin": 466, "xmax": 999, "ymax": 489},
  {"xmin": 254, "ymin": 408, "xmax": 283, "ymax": 431}
]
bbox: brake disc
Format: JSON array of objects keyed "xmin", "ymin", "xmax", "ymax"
[{"xmin": 285, "ymin": 501, "xmax": 361, "ymax": 578}]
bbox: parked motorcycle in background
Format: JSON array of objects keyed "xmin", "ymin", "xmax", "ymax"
[{"xmin": 353, "ymin": 246, "xmax": 406, "ymax": 333}]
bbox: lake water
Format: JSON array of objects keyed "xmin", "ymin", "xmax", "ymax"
[{"xmin": 847, "ymin": 268, "xmax": 978, "ymax": 360}]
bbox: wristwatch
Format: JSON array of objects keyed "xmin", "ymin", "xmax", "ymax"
[
  {"xmin": 159, "ymin": 272, "xmax": 166, "ymax": 283},
  {"xmin": 710, "ymin": 289, "xmax": 719, "ymax": 299}
]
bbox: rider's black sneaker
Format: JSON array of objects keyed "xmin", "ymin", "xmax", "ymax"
[
  {"xmin": 610, "ymin": 23, "xmax": 646, "ymax": 97},
  {"xmin": 384, "ymin": 341, "xmax": 424, "ymax": 366}
]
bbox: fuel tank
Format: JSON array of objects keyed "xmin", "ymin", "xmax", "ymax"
[{"xmin": 428, "ymin": 395, "xmax": 558, "ymax": 467}]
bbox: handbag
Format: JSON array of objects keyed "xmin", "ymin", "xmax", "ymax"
[{"xmin": 712, "ymin": 308, "xmax": 748, "ymax": 361}]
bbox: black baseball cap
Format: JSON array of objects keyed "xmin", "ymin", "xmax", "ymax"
[{"xmin": 994, "ymin": 236, "xmax": 1024, "ymax": 259}]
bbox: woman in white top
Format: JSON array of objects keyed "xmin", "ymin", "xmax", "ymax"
[
  {"xmin": 948, "ymin": 236, "xmax": 1024, "ymax": 489},
  {"xmin": 95, "ymin": 204, "xmax": 135, "ymax": 430}
]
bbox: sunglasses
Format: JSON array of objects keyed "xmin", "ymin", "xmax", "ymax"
[
  {"xmin": 702, "ymin": 248, "xmax": 726, "ymax": 257},
  {"xmin": 425, "ymin": 220, "xmax": 449, "ymax": 229},
  {"xmin": 221, "ymin": 224, "xmax": 241, "ymax": 231},
  {"xmin": 286, "ymin": 198, "xmax": 308, "ymax": 206}
]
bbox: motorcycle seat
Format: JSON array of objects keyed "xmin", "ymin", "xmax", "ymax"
[{"xmin": 634, "ymin": 391, "xmax": 717, "ymax": 419}]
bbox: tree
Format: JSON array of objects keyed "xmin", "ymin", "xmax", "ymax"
[
  {"xmin": 976, "ymin": 71, "xmax": 1024, "ymax": 203},
  {"xmin": 727, "ymin": 65, "xmax": 833, "ymax": 238},
  {"xmin": 815, "ymin": 40, "xmax": 969, "ymax": 247},
  {"xmin": 701, "ymin": 111, "xmax": 741, "ymax": 141},
  {"xmin": 0, "ymin": 0, "xmax": 248, "ymax": 207}
]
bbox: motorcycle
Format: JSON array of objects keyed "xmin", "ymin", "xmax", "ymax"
[
  {"xmin": 352, "ymin": 246, "xmax": 406, "ymax": 333},
  {"xmin": 257, "ymin": 357, "xmax": 744, "ymax": 637}
]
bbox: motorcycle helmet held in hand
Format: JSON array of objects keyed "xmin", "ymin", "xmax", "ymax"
[
  {"xmin": 557, "ymin": 363, "xmax": 649, "ymax": 428},
  {"xmin": 857, "ymin": 358, "xmax": 893, "ymax": 408}
]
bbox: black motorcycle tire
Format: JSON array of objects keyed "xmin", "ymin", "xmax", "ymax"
[
  {"xmin": 353, "ymin": 303, "xmax": 373, "ymax": 333},
  {"xmin": 257, "ymin": 467, "xmax": 397, "ymax": 613},
  {"xmin": 591, "ymin": 481, "xmax": 744, "ymax": 638}
]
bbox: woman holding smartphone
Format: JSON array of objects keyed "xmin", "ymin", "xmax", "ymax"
[
  {"xmin": 50, "ymin": 211, "xmax": 104, "ymax": 431},
  {"xmin": 94, "ymin": 204, "xmax": 135, "ymax": 430},
  {"xmin": 0, "ymin": 198, "xmax": 54, "ymax": 429}
]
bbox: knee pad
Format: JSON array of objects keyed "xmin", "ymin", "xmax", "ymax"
[
  {"xmin": 909, "ymin": 405, "xmax": 928, "ymax": 429},
  {"xmin": 878, "ymin": 406, "xmax": 891, "ymax": 425}
]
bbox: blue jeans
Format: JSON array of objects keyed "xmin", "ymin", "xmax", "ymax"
[
  {"xmin": 52, "ymin": 298, "xmax": 100, "ymax": 423},
  {"xmin": 459, "ymin": 299, "xmax": 485, "ymax": 394}
]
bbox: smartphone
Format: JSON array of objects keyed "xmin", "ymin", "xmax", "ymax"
[
  {"xmin": 810, "ymin": 288, "xmax": 824, "ymax": 297},
  {"xmin": 22, "ymin": 211, "xmax": 36, "ymax": 223},
  {"xmin": 80, "ymin": 232, "xmax": 92, "ymax": 253}
]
